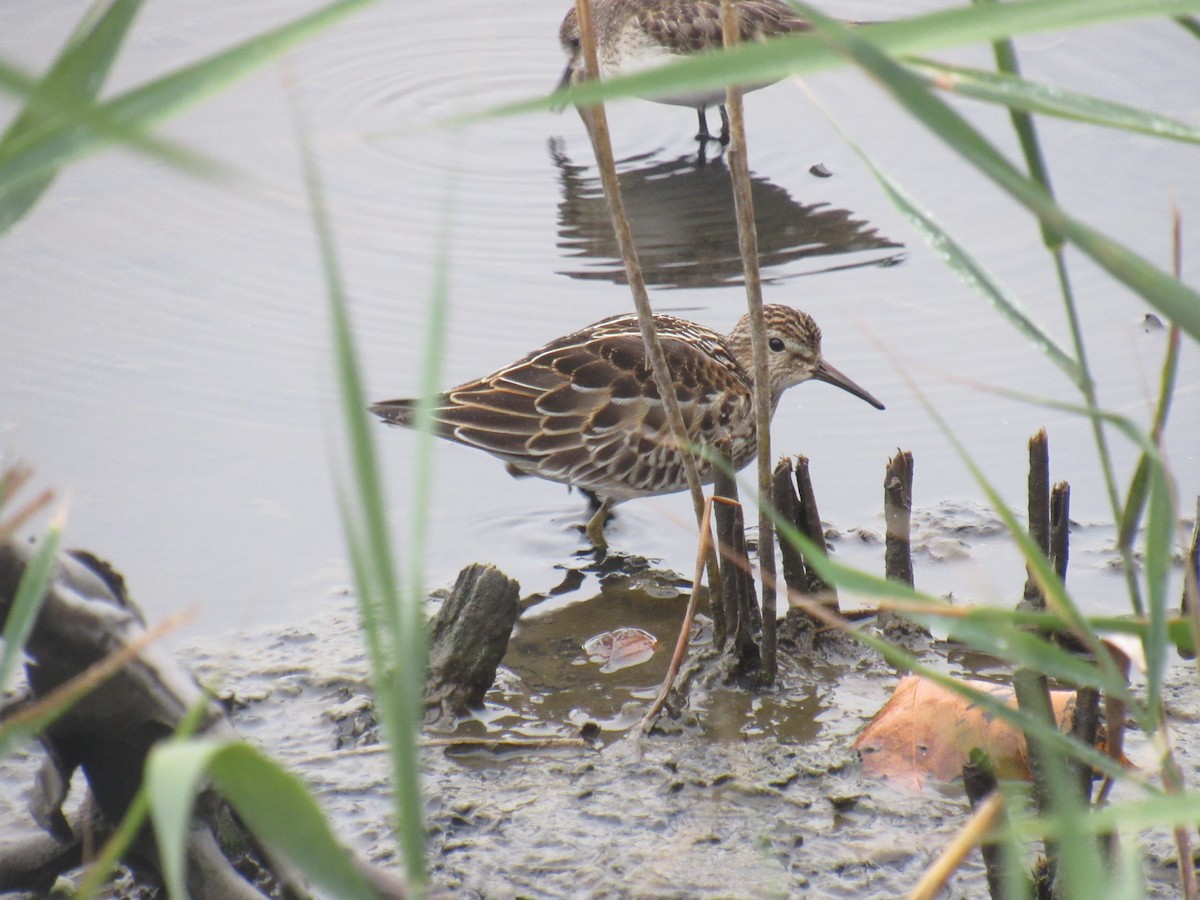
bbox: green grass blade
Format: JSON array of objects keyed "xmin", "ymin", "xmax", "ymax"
[
  {"xmin": 806, "ymin": 93, "xmax": 1082, "ymax": 387},
  {"xmin": 0, "ymin": 0, "xmax": 377, "ymax": 204},
  {"xmin": 768, "ymin": 511, "xmax": 1135, "ymax": 704},
  {"xmin": 1020, "ymin": 791, "xmax": 1200, "ymax": 839},
  {"xmin": 145, "ymin": 740, "xmax": 208, "ymax": 898},
  {"xmin": 394, "ymin": 228, "xmax": 452, "ymax": 884},
  {"xmin": 0, "ymin": 0, "xmax": 141, "ymax": 232},
  {"xmin": 147, "ymin": 739, "xmax": 376, "ymax": 900},
  {"xmin": 293, "ymin": 95, "xmax": 426, "ymax": 886},
  {"xmin": 1176, "ymin": 14, "xmax": 1200, "ymax": 38},
  {"xmin": 827, "ymin": 358, "xmax": 1137, "ymax": 721},
  {"xmin": 975, "ymin": 5, "xmax": 1059, "ymax": 252},
  {"xmin": 1142, "ymin": 463, "xmax": 1175, "ymax": 718},
  {"xmin": 76, "ymin": 695, "xmax": 213, "ymax": 899},
  {"xmin": 909, "ymin": 58, "xmax": 1200, "ymax": 145},
  {"xmin": 1120, "ymin": 323, "xmax": 1183, "ymax": 564},
  {"xmin": 788, "ymin": 1, "xmax": 1200, "ymax": 343},
  {"xmin": 0, "ymin": 57, "xmax": 227, "ymax": 196},
  {"xmin": 0, "ymin": 522, "xmax": 61, "ymax": 696},
  {"xmin": 0, "ymin": 0, "xmax": 141, "ymax": 141},
  {"xmin": 844, "ymin": 605, "xmax": 1133, "ymax": 785}
]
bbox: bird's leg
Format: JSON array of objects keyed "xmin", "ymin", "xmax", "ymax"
[
  {"xmin": 584, "ymin": 497, "xmax": 614, "ymax": 551},
  {"xmin": 718, "ymin": 105, "xmax": 731, "ymax": 145},
  {"xmin": 695, "ymin": 107, "xmax": 712, "ymax": 142}
]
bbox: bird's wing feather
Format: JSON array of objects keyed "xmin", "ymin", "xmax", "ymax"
[{"xmin": 639, "ymin": 0, "xmax": 811, "ymax": 55}]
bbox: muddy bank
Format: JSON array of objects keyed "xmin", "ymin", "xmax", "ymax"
[
  {"xmin": 169, "ymin": 582, "xmax": 1196, "ymax": 898},
  {"xmin": 2, "ymin": 506, "xmax": 1196, "ymax": 897}
]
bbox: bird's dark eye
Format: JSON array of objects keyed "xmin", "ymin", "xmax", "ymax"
[
  {"xmin": 568, "ymin": 36, "xmax": 581, "ymax": 50},
  {"xmin": 768, "ymin": 337, "xmax": 785, "ymax": 352}
]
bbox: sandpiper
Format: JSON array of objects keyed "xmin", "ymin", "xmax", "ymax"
[
  {"xmin": 557, "ymin": 0, "xmax": 815, "ymax": 144},
  {"xmin": 371, "ymin": 305, "xmax": 883, "ymax": 547}
]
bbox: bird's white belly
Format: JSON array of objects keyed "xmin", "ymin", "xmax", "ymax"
[{"xmin": 601, "ymin": 34, "xmax": 772, "ymax": 109}]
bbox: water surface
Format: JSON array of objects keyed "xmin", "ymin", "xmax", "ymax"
[{"xmin": 0, "ymin": 0, "xmax": 1196, "ymax": 640}]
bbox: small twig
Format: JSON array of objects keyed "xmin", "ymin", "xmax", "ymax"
[
  {"xmin": 707, "ymin": 444, "xmax": 733, "ymax": 650},
  {"xmin": 640, "ymin": 496, "xmax": 722, "ymax": 732},
  {"xmin": 419, "ymin": 736, "xmax": 588, "ymax": 751},
  {"xmin": 0, "ymin": 463, "xmax": 33, "ymax": 508},
  {"xmin": 1161, "ymin": 734, "xmax": 1198, "ymax": 900},
  {"xmin": 907, "ymin": 792, "xmax": 1005, "ymax": 900},
  {"xmin": 0, "ymin": 462, "xmax": 53, "ymax": 545},
  {"xmin": 1148, "ymin": 213, "xmax": 1196, "ymax": 900}
]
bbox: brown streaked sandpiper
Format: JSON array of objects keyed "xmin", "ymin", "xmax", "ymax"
[
  {"xmin": 371, "ymin": 305, "xmax": 883, "ymax": 547},
  {"xmin": 556, "ymin": 0, "xmax": 818, "ymax": 144}
]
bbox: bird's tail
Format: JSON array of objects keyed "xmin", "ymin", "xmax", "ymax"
[{"xmin": 368, "ymin": 398, "xmax": 418, "ymax": 426}]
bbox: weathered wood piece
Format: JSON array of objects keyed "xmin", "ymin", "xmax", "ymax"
[
  {"xmin": 1050, "ymin": 481, "xmax": 1070, "ymax": 581},
  {"xmin": 879, "ymin": 450, "xmax": 926, "ymax": 639},
  {"xmin": 712, "ymin": 442, "xmax": 760, "ymax": 672},
  {"xmin": 1070, "ymin": 686, "xmax": 1101, "ymax": 805},
  {"xmin": 773, "ymin": 458, "xmax": 805, "ymax": 601},
  {"xmin": 962, "ymin": 751, "xmax": 1027, "ymax": 900},
  {"xmin": 773, "ymin": 456, "xmax": 837, "ymax": 628},
  {"xmin": 1020, "ymin": 429, "xmax": 1051, "ymax": 611},
  {"xmin": 0, "ymin": 541, "xmax": 405, "ymax": 898},
  {"xmin": 883, "ymin": 450, "xmax": 914, "ymax": 588},
  {"xmin": 425, "ymin": 563, "xmax": 521, "ymax": 721}
]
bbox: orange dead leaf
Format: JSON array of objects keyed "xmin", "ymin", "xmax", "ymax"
[{"xmin": 854, "ymin": 675, "xmax": 1079, "ymax": 789}]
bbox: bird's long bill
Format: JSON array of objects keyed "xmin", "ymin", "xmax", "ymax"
[
  {"xmin": 551, "ymin": 62, "xmax": 575, "ymax": 111},
  {"xmin": 813, "ymin": 359, "xmax": 885, "ymax": 410}
]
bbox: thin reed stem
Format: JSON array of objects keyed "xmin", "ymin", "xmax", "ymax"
[
  {"xmin": 721, "ymin": 0, "xmax": 776, "ymax": 683},
  {"xmin": 572, "ymin": 0, "xmax": 722, "ymax": 604}
]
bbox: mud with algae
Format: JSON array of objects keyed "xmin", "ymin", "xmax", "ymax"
[
  {"xmin": 177, "ymin": 548, "xmax": 1197, "ymax": 899},
  {"xmin": 2, "ymin": 513, "xmax": 1197, "ymax": 898}
]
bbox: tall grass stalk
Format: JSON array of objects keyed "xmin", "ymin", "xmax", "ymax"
[
  {"xmin": 720, "ymin": 0, "xmax": 777, "ymax": 681},
  {"xmin": 293, "ymin": 101, "xmax": 428, "ymax": 888}
]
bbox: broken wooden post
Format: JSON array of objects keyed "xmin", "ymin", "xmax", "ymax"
[
  {"xmin": 879, "ymin": 450, "xmax": 926, "ymax": 639},
  {"xmin": 1050, "ymin": 481, "xmax": 1070, "ymax": 581},
  {"xmin": 1020, "ymin": 429, "xmax": 1051, "ymax": 612},
  {"xmin": 712, "ymin": 440, "xmax": 760, "ymax": 671},
  {"xmin": 883, "ymin": 450, "xmax": 914, "ymax": 587},
  {"xmin": 0, "ymin": 541, "xmax": 407, "ymax": 898},
  {"xmin": 425, "ymin": 563, "xmax": 521, "ymax": 723},
  {"xmin": 773, "ymin": 458, "xmax": 805, "ymax": 600},
  {"xmin": 774, "ymin": 456, "xmax": 837, "ymax": 629},
  {"xmin": 1047, "ymin": 478, "xmax": 1096, "ymax": 796},
  {"xmin": 961, "ymin": 750, "xmax": 1025, "ymax": 900}
]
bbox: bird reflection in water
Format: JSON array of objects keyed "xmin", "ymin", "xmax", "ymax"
[{"xmin": 550, "ymin": 138, "xmax": 904, "ymax": 290}]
